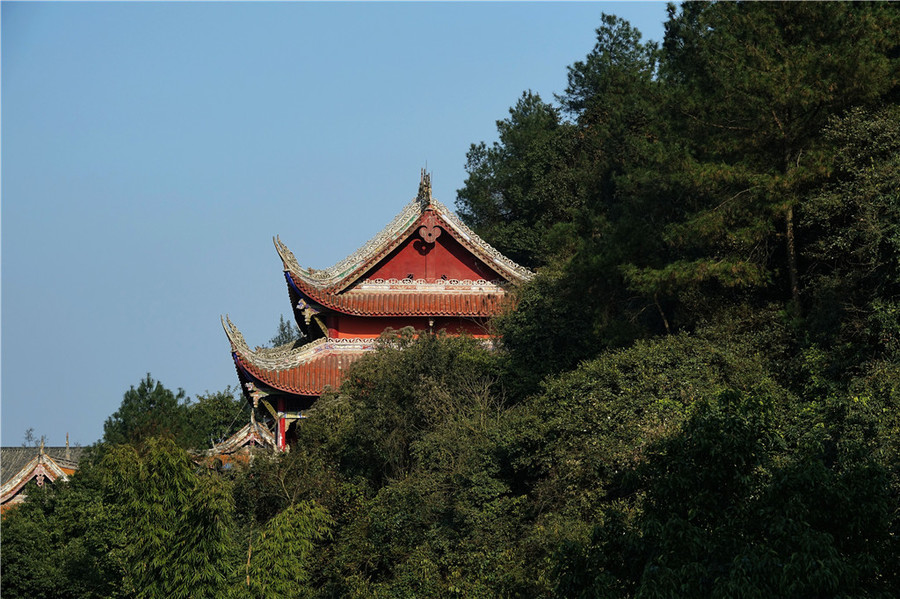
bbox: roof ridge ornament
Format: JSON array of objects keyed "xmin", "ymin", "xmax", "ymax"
[{"xmin": 417, "ymin": 168, "xmax": 432, "ymax": 207}]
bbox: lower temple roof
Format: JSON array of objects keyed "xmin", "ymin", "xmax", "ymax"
[
  {"xmin": 223, "ymin": 317, "xmax": 372, "ymax": 397},
  {"xmin": 236, "ymin": 343, "xmax": 368, "ymax": 397}
]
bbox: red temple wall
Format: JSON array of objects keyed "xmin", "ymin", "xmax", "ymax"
[
  {"xmin": 362, "ymin": 228, "xmax": 500, "ymax": 283},
  {"xmin": 326, "ymin": 314, "xmax": 492, "ymax": 338}
]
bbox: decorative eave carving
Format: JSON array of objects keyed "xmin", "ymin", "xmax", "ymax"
[
  {"xmin": 432, "ymin": 198, "xmax": 534, "ymax": 282},
  {"xmin": 223, "ymin": 315, "xmax": 331, "ymax": 370},
  {"xmin": 281, "ymin": 276, "xmax": 510, "ymax": 317},
  {"xmin": 222, "ymin": 315, "xmax": 373, "ymax": 372},
  {"xmin": 207, "ymin": 419, "xmax": 276, "ymax": 455},
  {"xmin": 353, "ymin": 278, "xmax": 506, "ymax": 292},
  {"xmin": 274, "ymin": 235, "xmax": 303, "ymax": 276}
]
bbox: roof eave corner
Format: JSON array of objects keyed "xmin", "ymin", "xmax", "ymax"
[
  {"xmin": 274, "ymin": 235, "xmax": 303, "ymax": 275},
  {"xmin": 222, "ymin": 315, "xmax": 250, "ymax": 355}
]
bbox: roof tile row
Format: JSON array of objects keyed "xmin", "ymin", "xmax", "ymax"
[
  {"xmin": 290, "ymin": 273, "xmax": 508, "ymax": 317},
  {"xmin": 237, "ymin": 349, "xmax": 366, "ymax": 396}
]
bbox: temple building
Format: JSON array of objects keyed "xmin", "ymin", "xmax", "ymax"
[
  {"xmin": 1, "ymin": 440, "xmax": 83, "ymax": 516},
  {"xmin": 223, "ymin": 172, "xmax": 532, "ymax": 450}
]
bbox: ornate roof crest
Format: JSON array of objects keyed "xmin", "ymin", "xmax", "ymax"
[{"xmin": 417, "ymin": 168, "xmax": 432, "ymax": 207}]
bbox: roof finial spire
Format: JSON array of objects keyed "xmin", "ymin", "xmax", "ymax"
[
  {"xmin": 417, "ymin": 168, "xmax": 432, "ymax": 207},
  {"xmin": 66, "ymin": 433, "xmax": 71, "ymax": 460}
]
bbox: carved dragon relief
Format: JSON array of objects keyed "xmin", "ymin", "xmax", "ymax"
[
  {"xmin": 295, "ymin": 297, "xmax": 323, "ymax": 327},
  {"xmin": 243, "ymin": 381, "xmax": 264, "ymax": 408}
]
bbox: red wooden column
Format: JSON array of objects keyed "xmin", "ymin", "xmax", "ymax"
[{"xmin": 277, "ymin": 397, "xmax": 286, "ymax": 451}]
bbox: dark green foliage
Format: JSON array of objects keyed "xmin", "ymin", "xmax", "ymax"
[
  {"xmin": 184, "ymin": 388, "xmax": 248, "ymax": 449},
  {"xmin": 336, "ymin": 328, "xmax": 503, "ymax": 486},
  {"xmin": 1, "ymin": 439, "xmax": 236, "ymax": 599},
  {"xmin": 1, "ymin": 476, "xmax": 127, "ymax": 599},
  {"xmin": 102, "ymin": 375, "xmax": 245, "ymax": 450},
  {"xmin": 494, "ymin": 264, "xmax": 607, "ymax": 394},
  {"xmin": 102, "ymin": 374, "xmax": 190, "ymax": 446},
  {"xmin": 457, "ymin": 92, "xmax": 578, "ymax": 268},
  {"xmin": 465, "ymin": 11, "xmax": 678, "ymax": 384},
  {"xmin": 802, "ymin": 105, "xmax": 900, "ymax": 366},
  {"xmin": 0, "ymin": 489, "xmax": 71, "ymax": 598},
  {"xmin": 104, "ymin": 439, "xmax": 235, "ymax": 599},
  {"xmin": 300, "ymin": 331, "xmax": 542, "ymax": 597},
  {"xmin": 635, "ymin": 2, "xmax": 900, "ymax": 307},
  {"xmin": 245, "ymin": 500, "xmax": 333, "ymax": 598},
  {"xmin": 511, "ymin": 328, "xmax": 786, "ymax": 518},
  {"xmin": 553, "ymin": 390, "xmax": 899, "ymax": 598},
  {"xmin": 559, "ymin": 13, "xmax": 658, "ymax": 117}
]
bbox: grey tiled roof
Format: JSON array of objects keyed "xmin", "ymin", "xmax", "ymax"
[{"xmin": 1, "ymin": 446, "xmax": 85, "ymax": 486}]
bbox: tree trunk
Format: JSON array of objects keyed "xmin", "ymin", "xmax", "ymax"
[
  {"xmin": 654, "ymin": 294, "xmax": 671, "ymax": 335},
  {"xmin": 785, "ymin": 204, "xmax": 800, "ymax": 308},
  {"xmin": 784, "ymin": 144, "xmax": 801, "ymax": 310}
]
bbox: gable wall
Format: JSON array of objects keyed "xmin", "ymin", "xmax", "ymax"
[{"xmin": 362, "ymin": 227, "xmax": 501, "ymax": 283}]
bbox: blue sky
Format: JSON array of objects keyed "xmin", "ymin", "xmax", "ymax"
[{"xmin": 2, "ymin": 2, "xmax": 668, "ymax": 447}]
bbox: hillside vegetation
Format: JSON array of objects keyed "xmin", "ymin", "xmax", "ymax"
[{"xmin": 3, "ymin": 4, "xmax": 899, "ymax": 597}]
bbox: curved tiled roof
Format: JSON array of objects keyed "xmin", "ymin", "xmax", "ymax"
[
  {"xmin": 1, "ymin": 446, "xmax": 83, "ymax": 509},
  {"xmin": 1, "ymin": 446, "xmax": 83, "ymax": 486},
  {"xmin": 236, "ymin": 349, "xmax": 366, "ymax": 396},
  {"xmin": 206, "ymin": 419, "xmax": 275, "ymax": 455},
  {"xmin": 286, "ymin": 273, "xmax": 509, "ymax": 317},
  {"xmin": 223, "ymin": 317, "xmax": 372, "ymax": 396},
  {"xmin": 273, "ymin": 185, "xmax": 533, "ymax": 294}
]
